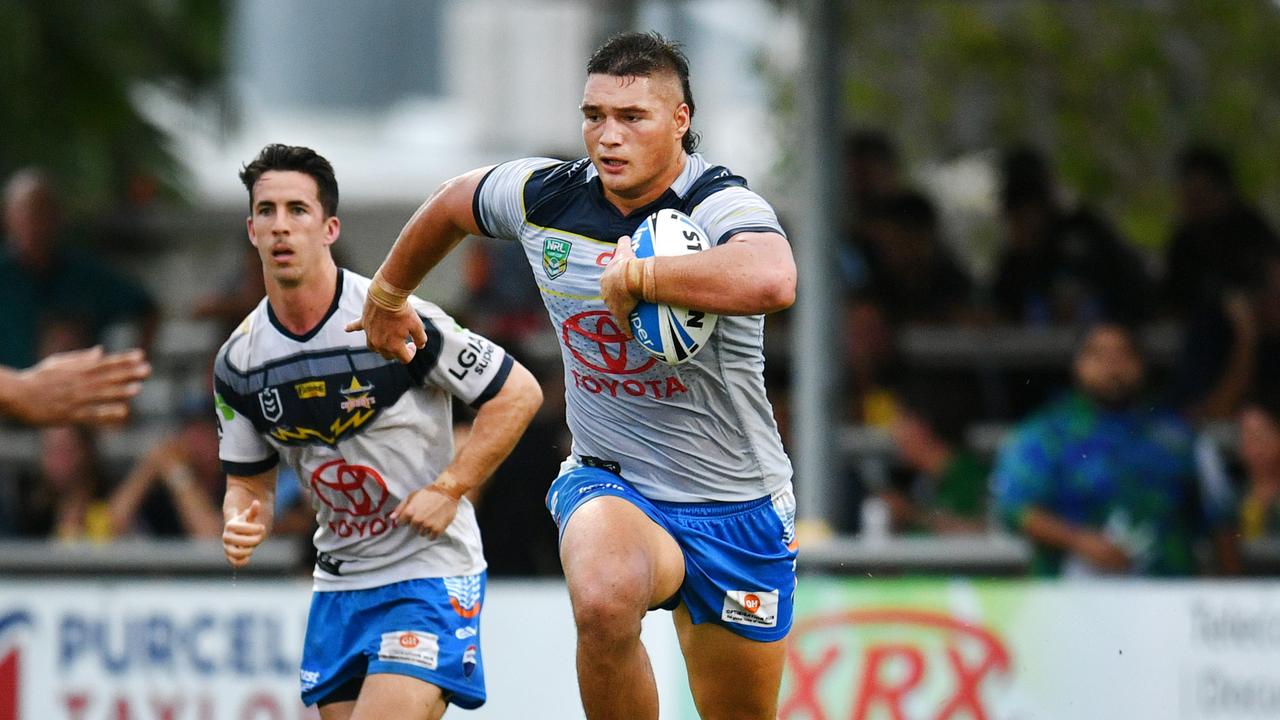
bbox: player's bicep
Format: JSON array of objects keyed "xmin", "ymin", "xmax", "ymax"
[
  {"xmin": 424, "ymin": 321, "xmax": 513, "ymax": 408},
  {"xmin": 437, "ymin": 166, "xmax": 492, "ymax": 237}
]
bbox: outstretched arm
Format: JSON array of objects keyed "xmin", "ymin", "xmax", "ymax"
[
  {"xmin": 346, "ymin": 167, "xmax": 494, "ymax": 363},
  {"xmin": 0, "ymin": 347, "xmax": 150, "ymax": 425},
  {"xmin": 393, "ymin": 361, "xmax": 543, "ymax": 539}
]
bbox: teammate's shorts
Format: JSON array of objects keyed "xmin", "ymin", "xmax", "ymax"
[
  {"xmin": 546, "ymin": 463, "xmax": 798, "ymax": 642},
  {"xmin": 299, "ymin": 575, "xmax": 487, "ymax": 708}
]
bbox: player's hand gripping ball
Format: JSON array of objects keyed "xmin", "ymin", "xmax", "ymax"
[{"xmin": 628, "ymin": 210, "xmax": 719, "ymax": 365}]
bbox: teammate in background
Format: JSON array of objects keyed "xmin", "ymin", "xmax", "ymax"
[
  {"xmin": 0, "ymin": 346, "xmax": 150, "ymax": 425},
  {"xmin": 217, "ymin": 144, "xmax": 541, "ymax": 720},
  {"xmin": 351, "ymin": 32, "xmax": 797, "ymax": 720}
]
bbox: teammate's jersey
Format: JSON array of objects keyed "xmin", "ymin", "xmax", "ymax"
[
  {"xmin": 214, "ymin": 269, "xmax": 513, "ymax": 591},
  {"xmin": 474, "ymin": 153, "xmax": 791, "ymax": 502}
]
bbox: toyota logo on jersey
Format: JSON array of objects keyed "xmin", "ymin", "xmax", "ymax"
[
  {"xmin": 562, "ymin": 310, "xmax": 656, "ymax": 375},
  {"xmin": 310, "ymin": 459, "xmax": 390, "ymax": 517}
]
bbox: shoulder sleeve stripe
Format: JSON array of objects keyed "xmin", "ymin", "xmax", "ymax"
[
  {"xmin": 470, "ymin": 354, "xmax": 513, "ymax": 409},
  {"xmin": 717, "ymin": 225, "xmax": 789, "ymax": 246},
  {"xmin": 222, "ymin": 455, "xmax": 279, "ymax": 477},
  {"xmin": 472, "ymin": 165, "xmax": 502, "ymax": 238},
  {"xmin": 408, "ymin": 314, "xmax": 447, "ymax": 383}
]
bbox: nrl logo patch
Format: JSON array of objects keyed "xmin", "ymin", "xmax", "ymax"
[
  {"xmin": 542, "ymin": 237, "xmax": 572, "ymax": 280},
  {"xmin": 258, "ymin": 387, "xmax": 283, "ymax": 423}
]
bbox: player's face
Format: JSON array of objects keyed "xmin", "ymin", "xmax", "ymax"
[
  {"xmin": 246, "ymin": 171, "xmax": 339, "ymax": 289},
  {"xmin": 1073, "ymin": 326, "xmax": 1144, "ymax": 407},
  {"xmin": 581, "ymin": 72, "xmax": 690, "ymax": 213}
]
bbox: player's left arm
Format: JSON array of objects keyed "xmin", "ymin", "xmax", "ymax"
[
  {"xmin": 393, "ymin": 358, "xmax": 543, "ymax": 539},
  {"xmin": 604, "ymin": 229, "xmax": 795, "ymax": 319}
]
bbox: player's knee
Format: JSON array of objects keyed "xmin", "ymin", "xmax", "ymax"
[{"xmin": 569, "ymin": 583, "xmax": 646, "ymax": 644}]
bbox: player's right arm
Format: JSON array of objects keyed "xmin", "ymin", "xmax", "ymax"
[
  {"xmin": 346, "ymin": 166, "xmax": 494, "ymax": 364},
  {"xmin": 221, "ymin": 468, "xmax": 277, "ymax": 568}
]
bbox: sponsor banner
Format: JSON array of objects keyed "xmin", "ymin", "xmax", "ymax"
[
  {"xmin": 0, "ymin": 579, "xmax": 684, "ymax": 720},
  {"xmin": 780, "ymin": 579, "xmax": 1280, "ymax": 720}
]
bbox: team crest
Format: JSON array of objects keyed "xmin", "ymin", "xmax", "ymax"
[
  {"xmin": 340, "ymin": 376, "xmax": 376, "ymax": 412},
  {"xmin": 258, "ymin": 387, "xmax": 283, "ymax": 423},
  {"xmin": 542, "ymin": 238, "xmax": 572, "ymax": 280}
]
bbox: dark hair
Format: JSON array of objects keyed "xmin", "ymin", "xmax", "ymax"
[
  {"xmin": 845, "ymin": 130, "xmax": 897, "ymax": 165},
  {"xmin": 1000, "ymin": 145, "xmax": 1053, "ymax": 212},
  {"xmin": 587, "ymin": 31, "xmax": 699, "ymax": 154},
  {"xmin": 1177, "ymin": 143, "xmax": 1235, "ymax": 189},
  {"xmin": 239, "ymin": 144, "xmax": 339, "ymax": 217},
  {"xmin": 868, "ymin": 190, "xmax": 938, "ymax": 233}
]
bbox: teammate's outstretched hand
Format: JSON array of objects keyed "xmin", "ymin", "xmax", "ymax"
[
  {"xmin": 600, "ymin": 235, "xmax": 640, "ymax": 338},
  {"xmin": 223, "ymin": 500, "xmax": 267, "ymax": 568},
  {"xmin": 392, "ymin": 480, "xmax": 462, "ymax": 540},
  {"xmin": 10, "ymin": 346, "xmax": 151, "ymax": 426},
  {"xmin": 345, "ymin": 275, "xmax": 427, "ymax": 364}
]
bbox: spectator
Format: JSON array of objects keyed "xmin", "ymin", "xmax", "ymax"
[
  {"xmin": 839, "ymin": 129, "xmax": 902, "ymax": 290},
  {"xmin": 29, "ymin": 426, "xmax": 115, "ymax": 541},
  {"xmin": 883, "ymin": 394, "xmax": 989, "ymax": 535},
  {"xmin": 858, "ymin": 191, "xmax": 974, "ymax": 324},
  {"xmin": 0, "ymin": 168, "xmax": 158, "ymax": 369},
  {"xmin": 991, "ymin": 147, "xmax": 1152, "ymax": 325},
  {"xmin": 992, "ymin": 323, "xmax": 1237, "ymax": 576},
  {"xmin": 110, "ymin": 398, "xmax": 224, "ymax": 538},
  {"xmin": 1164, "ymin": 144, "xmax": 1280, "ymax": 319},
  {"xmin": 1238, "ymin": 395, "xmax": 1280, "ymax": 540},
  {"xmin": 192, "ymin": 240, "xmax": 266, "ymax": 340}
]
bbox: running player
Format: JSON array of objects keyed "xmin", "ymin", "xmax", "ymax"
[
  {"xmin": 350, "ymin": 33, "xmax": 797, "ymax": 719},
  {"xmin": 217, "ymin": 144, "xmax": 542, "ymax": 720}
]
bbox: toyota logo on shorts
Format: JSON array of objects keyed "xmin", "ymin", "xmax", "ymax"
[
  {"xmin": 310, "ymin": 459, "xmax": 390, "ymax": 516},
  {"xmin": 562, "ymin": 310, "xmax": 656, "ymax": 375}
]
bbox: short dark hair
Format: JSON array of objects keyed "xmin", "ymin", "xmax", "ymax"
[
  {"xmin": 1177, "ymin": 143, "xmax": 1235, "ymax": 189},
  {"xmin": 239, "ymin": 144, "xmax": 339, "ymax": 217},
  {"xmin": 587, "ymin": 31, "xmax": 699, "ymax": 154}
]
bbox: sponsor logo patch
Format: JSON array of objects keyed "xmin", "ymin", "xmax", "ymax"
[
  {"xmin": 445, "ymin": 574, "xmax": 483, "ymax": 619},
  {"xmin": 295, "ymin": 380, "xmax": 326, "ymax": 399},
  {"xmin": 722, "ymin": 589, "xmax": 779, "ymax": 629},
  {"xmin": 463, "ymin": 644, "xmax": 478, "ymax": 678},
  {"xmin": 378, "ymin": 631, "xmax": 439, "ymax": 670}
]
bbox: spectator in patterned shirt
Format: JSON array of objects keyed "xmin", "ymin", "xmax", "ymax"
[{"xmin": 992, "ymin": 322, "xmax": 1238, "ymax": 576}]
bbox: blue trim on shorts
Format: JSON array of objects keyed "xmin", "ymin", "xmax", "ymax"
[
  {"xmin": 299, "ymin": 576, "xmax": 487, "ymax": 708},
  {"xmin": 546, "ymin": 466, "xmax": 796, "ymax": 642}
]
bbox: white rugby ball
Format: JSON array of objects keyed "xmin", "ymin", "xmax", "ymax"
[{"xmin": 628, "ymin": 209, "xmax": 718, "ymax": 365}]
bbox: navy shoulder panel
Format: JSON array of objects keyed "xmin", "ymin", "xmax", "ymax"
[{"xmin": 679, "ymin": 165, "xmax": 748, "ymax": 214}]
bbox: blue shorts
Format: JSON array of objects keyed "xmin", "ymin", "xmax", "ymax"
[
  {"xmin": 299, "ymin": 575, "xmax": 487, "ymax": 708},
  {"xmin": 546, "ymin": 466, "xmax": 798, "ymax": 642}
]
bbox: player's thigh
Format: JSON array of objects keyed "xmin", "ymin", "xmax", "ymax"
[
  {"xmin": 560, "ymin": 495, "xmax": 684, "ymax": 610},
  {"xmin": 318, "ymin": 700, "xmax": 356, "ymax": 720},
  {"xmin": 350, "ymin": 673, "xmax": 448, "ymax": 720},
  {"xmin": 672, "ymin": 604, "xmax": 787, "ymax": 720}
]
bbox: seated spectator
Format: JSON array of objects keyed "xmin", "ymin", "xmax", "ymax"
[
  {"xmin": 29, "ymin": 426, "xmax": 115, "ymax": 541},
  {"xmin": 858, "ymin": 191, "xmax": 975, "ymax": 324},
  {"xmin": 1238, "ymin": 395, "xmax": 1280, "ymax": 540},
  {"xmin": 0, "ymin": 168, "xmax": 158, "ymax": 369},
  {"xmin": 883, "ymin": 394, "xmax": 989, "ymax": 535},
  {"xmin": 111, "ymin": 398, "xmax": 223, "ymax": 538},
  {"xmin": 992, "ymin": 323, "xmax": 1238, "ymax": 576},
  {"xmin": 991, "ymin": 147, "xmax": 1152, "ymax": 325},
  {"xmin": 1164, "ymin": 145, "xmax": 1280, "ymax": 320}
]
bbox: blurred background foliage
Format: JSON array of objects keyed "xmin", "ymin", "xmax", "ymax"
[
  {"xmin": 836, "ymin": 0, "xmax": 1280, "ymax": 250},
  {"xmin": 0, "ymin": 0, "xmax": 229, "ymax": 211}
]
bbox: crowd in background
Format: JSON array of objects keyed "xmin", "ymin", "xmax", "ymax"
[{"xmin": 1, "ymin": 129, "xmax": 1279, "ymax": 579}]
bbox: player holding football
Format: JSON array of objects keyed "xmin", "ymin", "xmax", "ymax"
[
  {"xmin": 218, "ymin": 144, "xmax": 542, "ymax": 719},
  {"xmin": 351, "ymin": 32, "xmax": 796, "ymax": 719}
]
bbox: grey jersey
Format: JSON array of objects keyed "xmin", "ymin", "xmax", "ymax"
[
  {"xmin": 474, "ymin": 154, "xmax": 792, "ymax": 502},
  {"xmin": 214, "ymin": 269, "xmax": 513, "ymax": 590}
]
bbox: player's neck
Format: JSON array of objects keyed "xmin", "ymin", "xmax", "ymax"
[
  {"xmin": 267, "ymin": 262, "xmax": 340, "ymax": 336},
  {"xmin": 604, "ymin": 152, "xmax": 688, "ymax": 216}
]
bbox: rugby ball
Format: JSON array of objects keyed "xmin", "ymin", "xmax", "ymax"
[{"xmin": 628, "ymin": 209, "xmax": 718, "ymax": 365}]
